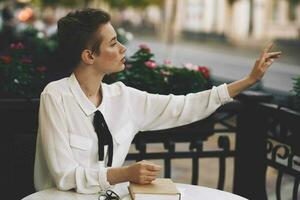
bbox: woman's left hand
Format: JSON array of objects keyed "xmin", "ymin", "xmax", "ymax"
[
  {"xmin": 227, "ymin": 43, "xmax": 282, "ymax": 98},
  {"xmin": 248, "ymin": 43, "xmax": 282, "ymax": 83}
]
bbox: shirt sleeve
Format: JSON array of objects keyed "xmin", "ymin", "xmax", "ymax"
[
  {"xmin": 38, "ymin": 92, "xmax": 111, "ymax": 194},
  {"xmin": 126, "ymin": 83, "xmax": 233, "ymax": 131}
]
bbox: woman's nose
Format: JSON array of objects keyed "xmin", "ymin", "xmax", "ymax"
[{"xmin": 120, "ymin": 43, "xmax": 127, "ymax": 54}]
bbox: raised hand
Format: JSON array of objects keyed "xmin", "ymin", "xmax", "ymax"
[
  {"xmin": 248, "ymin": 43, "xmax": 282, "ymax": 83},
  {"xmin": 227, "ymin": 43, "xmax": 282, "ymax": 98}
]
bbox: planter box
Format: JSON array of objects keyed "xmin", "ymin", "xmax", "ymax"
[{"xmin": 0, "ymin": 98, "xmax": 39, "ymax": 200}]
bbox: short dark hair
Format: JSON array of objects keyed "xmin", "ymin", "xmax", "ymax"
[{"xmin": 57, "ymin": 8, "xmax": 111, "ymax": 70}]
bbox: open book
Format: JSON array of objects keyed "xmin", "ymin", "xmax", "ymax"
[{"xmin": 128, "ymin": 178, "xmax": 181, "ymax": 200}]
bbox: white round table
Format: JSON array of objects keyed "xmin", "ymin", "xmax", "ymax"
[{"xmin": 22, "ymin": 183, "xmax": 248, "ymax": 200}]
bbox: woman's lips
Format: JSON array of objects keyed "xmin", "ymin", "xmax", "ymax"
[{"xmin": 121, "ymin": 57, "xmax": 126, "ymax": 63}]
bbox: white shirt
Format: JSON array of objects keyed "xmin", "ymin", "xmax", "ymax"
[{"xmin": 34, "ymin": 73, "xmax": 233, "ymax": 194}]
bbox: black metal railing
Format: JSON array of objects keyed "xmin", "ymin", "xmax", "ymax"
[
  {"xmin": 264, "ymin": 104, "xmax": 300, "ymax": 200},
  {"xmin": 1, "ymin": 91, "xmax": 299, "ymax": 200},
  {"xmin": 233, "ymin": 92, "xmax": 300, "ymax": 200}
]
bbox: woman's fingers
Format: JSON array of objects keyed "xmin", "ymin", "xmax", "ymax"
[
  {"xmin": 139, "ymin": 175, "xmax": 156, "ymax": 184},
  {"xmin": 267, "ymin": 52, "xmax": 282, "ymax": 58},
  {"xmin": 263, "ymin": 43, "xmax": 273, "ymax": 55},
  {"xmin": 258, "ymin": 43, "xmax": 281, "ymax": 68},
  {"xmin": 144, "ymin": 170, "xmax": 160, "ymax": 177},
  {"xmin": 139, "ymin": 160, "xmax": 161, "ymax": 171},
  {"xmin": 144, "ymin": 162, "xmax": 161, "ymax": 171},
  {"xmin": 249, "ymin": 43, "xmax": 282, "ymax": 83},
  {"xmin": 264, "ymin": 52, "xmax": 281, "ymax": 67},
  {"xmin": 142, "ymin": 175, "xmax": 156, "ymax": 181},
  {"xmin": 264, "ymin": 59, "xmax": 274, "ymax": 68},
  {"xmin": 128, "ymin": 161, "xmax": 162, "ymax": 184},
  {"xmin": 259, "ymin": 43, "xmax": 273, "ymax": 60},
  {"xmin": 130, "ymin": 160, "xmax": 162, "ymax": 184}
]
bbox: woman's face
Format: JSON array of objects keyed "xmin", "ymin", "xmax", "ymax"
[{"xmin": 93, "ymin": 22, "xmax": 127, "ymax": 74}]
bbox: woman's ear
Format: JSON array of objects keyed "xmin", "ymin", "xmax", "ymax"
[{"xmin": 81, "ymin": 49, "xmax": 94, "ymax": 65}]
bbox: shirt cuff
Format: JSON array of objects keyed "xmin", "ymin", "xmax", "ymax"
[
  {"xmin": 217, "ymin": 83, "xmax": 233, "ymax": 105},
  {"xmin": 98, "ymin": 166, "xmax": 111, "ymax": 191}
]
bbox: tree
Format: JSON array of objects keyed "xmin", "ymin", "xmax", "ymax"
[
  {"xmin": 32, "ymin": 0, "xmax": 92, "ymax": 8},
  {"xmin": 290, "ymin": 0, "xmax": 300, "ymax": 5},
  {"xmin": 103, "ymin": 0, "xmax": 162, "ymax": 9},
  {"xmin": 289, "ymin": 0, "xmax": 300, "ymax": 20}
]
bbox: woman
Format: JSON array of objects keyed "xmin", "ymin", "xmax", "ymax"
[{"xmin": 34, "ymin": 8, "xmax": 281, "ymax": 194}]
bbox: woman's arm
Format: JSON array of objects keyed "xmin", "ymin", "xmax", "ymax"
[
  {"xmin": 126, "ymin": 83, "xmax": 232, "ymax": 131},
  {"xmin": 227, "ymin": 43, "xmax": 281, "ymax": 98},
  {"xmin": 123, "ymin": 44, "xmax": 281, "ymax": 132}
]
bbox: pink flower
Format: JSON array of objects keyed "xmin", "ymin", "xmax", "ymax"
[
  {"xmin": 160, "ymin": 70, "xmax": 171, "ymax": 76},
  {"xmin": 36, "ymin": 66, "xmax": 47, "ymax": 72},
  {"xmin": 163, "ymin": 59, "xmax": 172, "ymax": 66},
  {"xmin": 184, "ymin": 63, "xmax": 198, "ymax": 71},
  {"xmin": 145, "ymin": 60, "xmax": 157, "ymax": 69},
  {"xmin": 21, "ymin": 56, "xmax": 32, "ymax": 64},
  {"xmin": 10, "ymin": 42, "xmax": 25, "ymax": 49},
  {"xmin": 139, "ymin": 43, "xmax": 151, "ymax": 53},
  {"xmin": 0, "ymin": 55, "xmax": 12, "ymax": 64},
  {"xmin": 198, "ymin": 66, "xmax": 209, "ymax": 79}
]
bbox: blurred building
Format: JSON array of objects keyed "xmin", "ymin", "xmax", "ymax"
[
  {"xmin": 115, "ymin": 0, "xmax": 300, "ymax": 44},
  {"xmin": 171, "ymin": 0, "xmax": 300, "ymax": 43},
  {"xmin": 2, "ymin": 0, "xmax": 299, "ymax": 44}
]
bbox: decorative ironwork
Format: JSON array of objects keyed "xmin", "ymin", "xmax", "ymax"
[
  {"xmin": 217, "ymin": 135, "xmax": 230, "ymax": 190},
  {"xmin": 264, "ymin": 103, "xmax": 300, "ymax": 200}
]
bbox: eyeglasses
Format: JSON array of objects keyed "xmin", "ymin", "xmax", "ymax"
[{"xmin": 98, "ymin": 190, "xmax": 120, "ymax": 200}]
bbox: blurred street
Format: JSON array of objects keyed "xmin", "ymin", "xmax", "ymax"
[{"xmin": 127, "ymin": 36, "xmax": 300, "ymax": 97}]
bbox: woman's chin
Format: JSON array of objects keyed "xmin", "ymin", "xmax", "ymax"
[
  {"xmin": 117, "ymin": 63, "xmax": 126, "ymax": 72},
  {"xmin": 103, "ymin": 63, "xmax": 125, "ymax": 74}
]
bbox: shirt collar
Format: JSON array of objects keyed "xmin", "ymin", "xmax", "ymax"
[{"xmin": 68, "ymin": 73, "xmax": 106, "ymax": 116}]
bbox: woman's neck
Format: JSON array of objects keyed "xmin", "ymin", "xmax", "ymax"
[{"xmin": 73, "ymin": 67, "xmax": 105, "ymax": 107}]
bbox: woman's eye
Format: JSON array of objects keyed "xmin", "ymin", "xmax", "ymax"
[{"xmin": 111, "ymin": 43, "xmax": 117, "ymax": 47}]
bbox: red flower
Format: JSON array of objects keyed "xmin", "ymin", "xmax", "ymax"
[
  {"xmin": 21, "ymin": 56, "xmax": 32, "ymax": 64},
  {"xmin": 139, "ymin": 43, "xmax": 151, "ymax": 53},
  {"xmin": 10, "ymin": 42, "xmax": 25, "ymax": 49},
  {"xmin": 36, "ymin": 66, "xmax": 47, "ymax": 72},
  {"xmin": 198, "ymin": 66, "xmax": 209, "ymax": 79},
  {"xmin": 0, "ymin": 55, "xmax": 12, "ymax": 64},
  {"xmin": 145, "ymin": 60, "xmax": 157, "ymax": 69}
]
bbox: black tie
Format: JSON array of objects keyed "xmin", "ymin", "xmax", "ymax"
[{"xmin": 93, "ymin": 110, "xmax": 113, "ymax": 167}]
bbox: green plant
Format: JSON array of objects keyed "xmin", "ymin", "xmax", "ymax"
[
  {"xmin": 32, "ymin": 0, "xmax": 93, "ymax": 8},
  {"xmin": 103, "ymin": 0, "xmax": 162, "ymax": 8},
  {"xmin": 19, "ymin": 27, "xmax": 58, "ymax": 67},
  {"xmin": 104, "ymin": 44, "xmax": 211, "ymax": 95},
  {"xmin": 0, "ymin": 25, "xmax": 135, "ymax": 98},
  {"xmin": 0, "ymin": 42, "xmax": 47, "ymax": 98}
]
